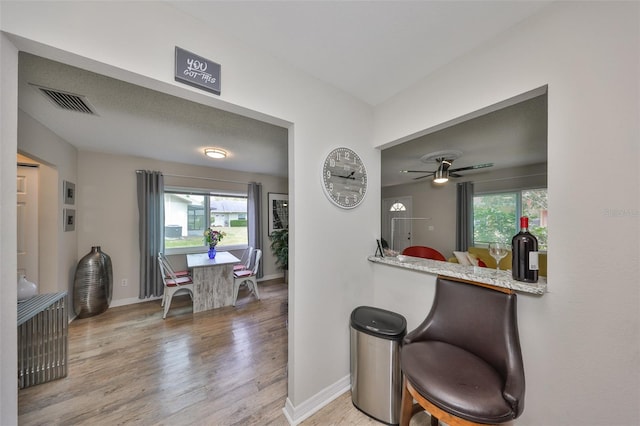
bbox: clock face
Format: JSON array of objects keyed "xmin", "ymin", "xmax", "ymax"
[{"xmin": 322, "ymin": 147, "xmax": 368, "ymax": 209}]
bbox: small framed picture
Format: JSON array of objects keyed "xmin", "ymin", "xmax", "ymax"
[
  {"xmin": 268, "ymin": 193, "xmax": 288, "ymax": 235},
  {"xmin": 64, "ymin": 208, "xmax": 75, "ymax": 232},
  {"xmin": 63, "ymin": 180, "xmax": 75, "ymax": 205}
]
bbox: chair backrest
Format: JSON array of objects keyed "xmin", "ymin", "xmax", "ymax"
[
  {"xmin": 240, "ymin": 246, "xmax": 254, "ymax": 269},
  {"xmin": 405, "ymin": 277, "xmax": 524, "ymax": 415},
  {"xmin": 401, "ymin": 246, "xmax": 446, "ymax": 261},
  {"xmin": 158, "ymin": 253, "xmax": 178, "ymax": 281},
  {"xmin": 157, "ymin": 253, "xmax": 172, "ymax": 282},
  {"xmin": 249, "ymin": 249, "xmax": 262, "ymax": 276}
]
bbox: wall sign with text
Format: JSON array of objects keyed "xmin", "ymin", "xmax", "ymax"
[{"xmin": 175, "ymin": 47, "xmax": 221, "ymax": 95}]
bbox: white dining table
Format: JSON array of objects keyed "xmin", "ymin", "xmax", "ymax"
[{"xmin": 186, "ymin": 252, "xmax": 240, "ymax": 312}]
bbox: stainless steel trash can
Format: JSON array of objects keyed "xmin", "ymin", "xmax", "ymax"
[{"xmin": 350, "ymin": 306, "xmax": 407, "ymax": 425}]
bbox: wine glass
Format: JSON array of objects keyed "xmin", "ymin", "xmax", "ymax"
[{"xmin": 489, "ymin": 242, "xmax": 509, "ymax": 271}]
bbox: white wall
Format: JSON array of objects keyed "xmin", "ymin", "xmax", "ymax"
[
  {"xmin": 374, "ymin": 3, "xmax": 639, "ymax": 425},
  {"xmin": 76, "ymin": 150, "xmax": 288, "ymax": 305},
  {"xmin": 18, "ymin": 110, "xmax": 78, "ymax": 300},
  {"xmin": 2, "ymin": 2, "xmax": 637, "ymax": 426},
  {"xmin": 0, "ymin": 2, "xmax": 376, "ymax": 425},
  {"xmin": 0, "ymin": 29, "xmax": 19, "ymax": 423}
]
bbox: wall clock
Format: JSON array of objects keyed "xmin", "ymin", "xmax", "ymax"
[{"xmin": 322, "ymin": 147, "xmax": 368, "ymax": 209}]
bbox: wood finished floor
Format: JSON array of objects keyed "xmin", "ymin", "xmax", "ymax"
[{"xmin": 19, "ymin": 279, "xmax": 432, "ymax": 425}]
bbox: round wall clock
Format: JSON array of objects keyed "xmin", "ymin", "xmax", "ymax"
[{"xmin": 322, "ymin": 147, "xmax": 368, "ymax": 209}]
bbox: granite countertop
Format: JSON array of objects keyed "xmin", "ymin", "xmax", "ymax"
[{"xmin": 368, "ymin": 255, "xmax": 547, "ymax": 295}]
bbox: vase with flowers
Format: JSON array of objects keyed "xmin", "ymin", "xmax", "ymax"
[{"xmin": 204, "ymin": 227, "xmax": 226, "ymax": 259}]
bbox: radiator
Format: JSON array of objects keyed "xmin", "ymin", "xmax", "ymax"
[{"xmin": 17, "ymin": 292, "xmax": 68, "ymax": 389}]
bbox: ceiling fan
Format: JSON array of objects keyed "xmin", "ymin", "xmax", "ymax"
[{"xmin": 401, "ymin": 150, "xmax": 493, "ymax": 183}]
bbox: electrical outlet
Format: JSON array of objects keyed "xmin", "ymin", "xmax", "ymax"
[{"xmin": 121, "ymin": 278, "xmax": 128, "ymax": 287}]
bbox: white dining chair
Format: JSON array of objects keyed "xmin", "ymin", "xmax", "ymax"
[
  {"xmin": 159, "ymin": 252, "xmax": 190, "ymax": 277},
  {"xmin": 158, "ymin": 253, "xmax": 193, "ymax": 319},
  {"xmin": 233, "ymin": 246, "xmax": 254, "ymax": 272},
  {"xmin": 232, "ymin": 249, "xmax": 261, "ymax": 306}
]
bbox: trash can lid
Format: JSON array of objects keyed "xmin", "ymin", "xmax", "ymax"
[{"xmin": 350, "ymin": 306, "xmax": 407, "ymax": 339}]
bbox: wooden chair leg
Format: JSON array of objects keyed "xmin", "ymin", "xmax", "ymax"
[
  {"xmin": 405, "ymin": 379, "xmax": 490, "ymax": 426},
  {"xmin": 400, "ymin": 376, "xmax": 415, "ymax": 426}
]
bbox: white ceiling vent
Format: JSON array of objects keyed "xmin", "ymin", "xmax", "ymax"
[{"xmin": 30, "ymin": 84, "xmax": 97, "ymax": 115}]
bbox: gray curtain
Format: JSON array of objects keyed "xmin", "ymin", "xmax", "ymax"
[
  {"xmin": 455, "ymin": 181, "xmax": 474, "ymax": 251},
  {"xmin": 247, "ymin": 182, "xmax": 263, "ymax": 278},
  {"xmin": 137, "ymin": 170, "xmax": 165, "ymax": 298}
]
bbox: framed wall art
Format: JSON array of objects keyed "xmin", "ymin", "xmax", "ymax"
[
  {"xmin": 64, "ymin": 208, "xmax": 75, "ymax": 232},
  {"xmin": 268, "ymin": 193, "xmax": 288, "ymax": 235},
  {"xmin": 63, "ymin": 180, "xmax": 75, "ymax": 205}
]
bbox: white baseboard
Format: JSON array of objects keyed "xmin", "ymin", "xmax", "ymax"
[
  {"xmin": 107, "ymin": 273, "xmax": 282, "ymax": 309},
  {"xmin": 109, "ymin": 295, "xmax": 162, "ymax": 308},
  {"xmin": 69, "ymin": 296, "xmax": 159, "ymax": 322},
  {"xmin": 108, "ymin": 273, "xmax": 283, "ymax": 309},
  {"xmin": 282, "ymin": 374, "xmax": 351, "ymax": 425},
  {"xmin": 259, "ymin": 272, "xmax": 284, "ymax": 282}
]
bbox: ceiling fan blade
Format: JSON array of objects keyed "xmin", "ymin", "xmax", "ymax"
[
  {"xmin": 402, "ymin": 170, "xmax": 436, "ymax": 173},
  {"xmin": 412, "ymin": 173, "xmax": 435, "ymax": 180},
  {"xmin": 449, "ymin": 163, "xmax": 494, "ymax": 173}
]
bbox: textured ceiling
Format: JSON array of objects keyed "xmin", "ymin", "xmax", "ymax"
[
  {"xmin": 169, "ymin": 1, "xmax": 551, "ymax": 105},
  {"xmin": 18, "ymin": 53, "xmax": 289, "ymax": 176},
  {"xmin": 381, "ymin": 92, "xmax": 548, "ymax": 187},
  {"xmin": 17, "ymin": 2, "xmax": 552, "ymax": 181}
]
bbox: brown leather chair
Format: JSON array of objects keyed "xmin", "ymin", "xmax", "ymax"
[
  {"xmin": 402, "ymin": 246, "xmax": 447, "ymax": 261},
  {"xmin": 400, "ymin": 276, "xmax": 525, "ymax": 426}
]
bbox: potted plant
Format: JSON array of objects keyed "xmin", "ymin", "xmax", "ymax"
[{"xmin": 269, "ymin": 228, "xmax": 288, "ymax": 282}]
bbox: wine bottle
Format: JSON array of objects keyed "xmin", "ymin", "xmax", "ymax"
[{"xmin": 512, "ymin": 216, "xmax": 539, "ymax": 283}]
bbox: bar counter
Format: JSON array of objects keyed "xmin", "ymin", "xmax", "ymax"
[{"xmin": 368, "ymin": 255, "xmax": 546, "ymax": 295}]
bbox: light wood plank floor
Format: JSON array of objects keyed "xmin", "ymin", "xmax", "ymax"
[{"xmin": 19, "ymin": 279, "xmax": 432, "ymax": 425}]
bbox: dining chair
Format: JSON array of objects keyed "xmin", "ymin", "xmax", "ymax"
[
  {"xmin": 232, "ymin": 249, "xmax": 262, "ymax": 306},
  {"xmin": 233, "ymin": 246, "xmax": 254, "ymax": 272},
  {"xmin": 157, "ymin": 253, "xmax": 194, "ymax": 319},
  {"xmin": 158, "ymin": 252, "xmax": 190, "ymax": 277},
  {"xmin": 400, "ymin": 276, "xmax": 525, "ymax": 426}
]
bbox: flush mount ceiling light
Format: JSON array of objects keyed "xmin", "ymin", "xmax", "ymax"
[{"xmin": 204, "ymin": 148, "xmax": 227, "ymax": 159}]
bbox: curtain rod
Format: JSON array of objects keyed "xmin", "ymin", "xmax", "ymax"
[{"xmin": 136, "ymin": 170, "xmax": 253, "ymax": 185}]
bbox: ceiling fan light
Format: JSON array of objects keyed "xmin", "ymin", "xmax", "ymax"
[
  {"xmin": 433, "ymin": 169, "xmax": 449, "ymax": 183},
  {"xmin": 204, "ymin": 148, "xmax": 227, "ymax": 159}
]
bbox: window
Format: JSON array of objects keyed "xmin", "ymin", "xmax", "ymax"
[
  {"xmin": 164, "ymin": 189, "xmax": 248, "ymax": 253},
  {"xmin": 389, "ymin": 202, "xmax": 407, "ymax": 211},
  {"xmin": 473, "ymin": 188, "xmax": 547, "ymax": 250}
]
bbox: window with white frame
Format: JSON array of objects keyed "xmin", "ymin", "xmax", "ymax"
[
  {"xmin": 389, "ymin": 202, "xmax": 407, "ymax": 211},
  {"xmin": 473, "ymin": 188, "xmax": 548, "ymax": 250},
  {"xmin": 164, "ymin": 189, "xmax": 248, "ymax": 253}
]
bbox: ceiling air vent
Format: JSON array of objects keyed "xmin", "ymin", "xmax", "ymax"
[{"xmin": 30, "ymin": 84, "xmax": 97, "ymax": 115}]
